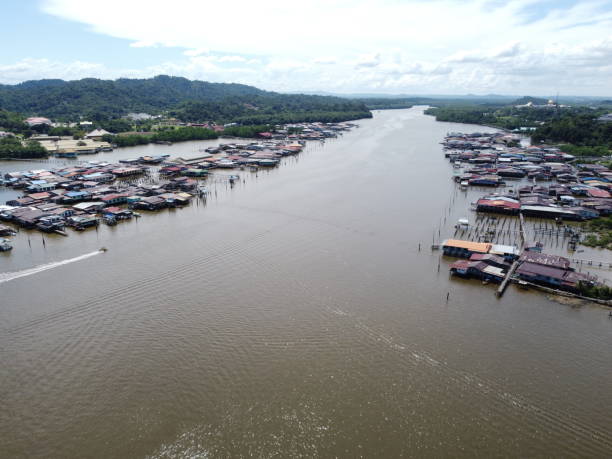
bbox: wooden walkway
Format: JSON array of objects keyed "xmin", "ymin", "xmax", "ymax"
[{"xmin": 497, "ymin": 213, "xmax": 527, "ymax": 298}]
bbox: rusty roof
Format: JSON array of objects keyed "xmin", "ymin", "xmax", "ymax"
[{"xmin": 442, "ymin": 239, "xmax": 492, "ymax": 253}]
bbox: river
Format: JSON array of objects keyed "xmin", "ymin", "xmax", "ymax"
[{"xmin": 1, "ymin": 108, "xmax": 611, "ymax": 458}]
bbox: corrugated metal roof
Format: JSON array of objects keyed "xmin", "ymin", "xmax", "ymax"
[
  {"xmin": 490, "ymin": 244, "xmax": 520, "ymax": 255},
  {"xmin": 483, "ymin": 266, "xmax": 505, "ymax": 277},
  {"xmin": 519, "ymin": 252, "xmax": 570, "ymax": 269},
  {"xmin": 442, "ymin": 239, "xmax": 492, "ymax": 253},
  {"xmin": 516, "ymin": 262, "xmax": 567, "ymax": 280}
]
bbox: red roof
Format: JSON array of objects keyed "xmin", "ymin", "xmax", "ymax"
[
  {"xmin": 450, "ymin": 260, "xmax": 471, "ymax": 270},
  {"xmin": 586, "ymin": 188, "xmax": 610, "ymax": 198},
  {"xmin": 101, "ymin": 194, "xmax": 124, "ymax": 201},
  {"xmin": 477, "ymin": 198, "xmax": 520, "ymax": 209}
]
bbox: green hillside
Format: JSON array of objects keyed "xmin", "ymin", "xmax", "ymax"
[{"xmin": 0, "ymin": 75, "xmax": 372, "ymax": 124}]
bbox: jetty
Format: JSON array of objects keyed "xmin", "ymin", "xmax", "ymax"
[{"xmin": 497, "ymin": 213, "xmax": 526, "ymax": 297}]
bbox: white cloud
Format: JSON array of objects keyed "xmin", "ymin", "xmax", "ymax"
[
  {"xmin": 0, "ymin": 58, "xmax": 110, "ymax": 83},
  {"xmin": 183, "ymin": 48, "xmax": 209, "ymax": 57},
  {"xmin": 129, "ymin": 40, "xmax": 158, "ymax": 48},
  {"xmin": 216, "ymin": 55, "xmax": 248, "ymax": 63},
  {"xmin": 313, "ymin": 57, "xmax": 337, "ymax": 65},
  {"xmin": 355, "ymin": 53, "xmax": 381, "ymax": 68},
  {"xmin": 12, "ymin": 0, "xmax": 612, "ymax": 95}
]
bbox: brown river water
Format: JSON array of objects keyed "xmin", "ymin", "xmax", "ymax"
[{"xmin": 1, "ymin": 108, "xmax": 611, "ymax": 458}]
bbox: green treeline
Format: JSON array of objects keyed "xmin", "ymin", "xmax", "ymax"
[
  {"xmin": 556, "ymin": 144, "xmax": 611, "ymax": 157},
  {"xmin": 577, "ymin": 281, "xmax": 612, "ymax": 301},
  {"xmin": 425, "ymin": 103, "xmax": 612, "ymax": 156},
  {"xmin": 0, "ymin": 75, "xmax": 371, "ymax": 124},
  {"xmin": 104, "ymin": 124, "xmax": 277, "ymax": 147},
  {"xmin": 106, "ymin": 135, "xmax": 151, "ymax": 148},
  {"xmin": 0, "ymin": 136, "xmax": 47, "ymax": 159},
  {"xmin": 424, "ymin": 104, "xmax": 587, "ymax": 130},
  {"xmin": 0, "ymin": 110, "xmax": 30, "ymax": 135},
  {"xmin": 425, "ymin": 104, "xmax": 602, "ymax": 129},
  {"xmin": 171, "ymin": 96, "xmax": 370, "ymax": 125},
  {"xmin": 223, "ymin": 125, "xmax": 272, "ymax": 137},
  {"xmin": 104, "ymin": 126, "xmax": 220, "ymax": 147},
  {"xmin": 582, "ymin": 216, "xmax": 612, "ymax": 250},
  {"xmin": 361, "ymin": 98, "xmax": 416, "ymax": 110},
  {"xmin": 531, "ymin": 114, "xmax": 612, "ymax": 149},
  {"xmin": 425, "ymin": 106, "xmax": 499, "ymax": 125},
  {"xmin": 153, "ymin": 127, "xmax": 218, "ymax": 142}
]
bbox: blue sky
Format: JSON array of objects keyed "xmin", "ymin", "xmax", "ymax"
[
  {"xmin": 1, "ymin": 0, "xmax": 611, "ymax": 96},
  {"xmin": 1, "ymin": 2, "xmax": 183, "ymax": 67}
]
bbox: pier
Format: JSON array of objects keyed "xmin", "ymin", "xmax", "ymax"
[{"xmin": 497, "ymin": 214, "xmax": 526, "ymax": 297}]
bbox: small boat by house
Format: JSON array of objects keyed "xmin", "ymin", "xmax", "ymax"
[
  {"xmin": 0, "ymin": 224, "xmax": 17, "ymax": 236},
  {"xmin": 139, "ymin": 155, "xmax": 169, "ymax": 165},
  {"xmin": 55, "ymin": 152, "xmax": 78, "ymax": 159},
  {"xmin": 455, "ymin": 218, "xmax": 469, "ymax": 230},
  {"xmin": 103, "ymin": 215, "xmax": 117, "ymax": 226},
  {"xmin": 36, "ymin": 216, "xmax": 66, "ymax": 233},
  {"xmin": 0, "ymin": 238, "xmax": 13, "ymax": 252},
  {"xmin": 216, "ymin": 159, "xmax": 237, "ymax": 169},
  {"xmin": 258, "ymin": 159, "xmax": 279, "ymax": 167},
  {"xmin": 68, "ymin": 216, "xmax": 100, "ymax": 231}
]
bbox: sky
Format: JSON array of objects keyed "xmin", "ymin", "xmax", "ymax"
[{"xmin": 1, "ymin": 0, "xmax": 611, "ymax": 96}]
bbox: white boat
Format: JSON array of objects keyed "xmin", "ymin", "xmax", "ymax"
[
  {"xmin": 455, "ymin": 218, "xmax": 469, "ymax": 230},
  {"xmin": 0, "ymin": 238, "xmax": 13, "ymax": 252},
  {"xmin": 216, "ymin": 160, "xmax": 237, "ymax": 168}
]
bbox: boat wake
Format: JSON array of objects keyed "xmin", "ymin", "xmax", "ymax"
[{"xmin": 0, "ymin": 250, "xmax": 103, "ymax": 284}]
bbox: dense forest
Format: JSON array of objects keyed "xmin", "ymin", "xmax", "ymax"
[
  {"xmin": 103, "ymin": 124, "xmax": 273, "ymax": 147},
  {"xmin": 0, "ymin": 136, "xmax": 47, "ymax": 159},
  {"xmin": 0, "ymin": 75, "xmax": 371, "ymax": 124},
  {"xmin": 425, "ymin": 101, "xmax": 612, "ymax": 156},
  {"xmin": 531, "ymin": 113, "xmax": 612, "ymax": 148},
  {"xmin": 360, "ymin": 98, "xmax": 418, "ymax": 110},
  {"xmin": 425, "ymin": 105, "xmax": 500, "ymax": 126},
  {"xmin": 0, "ymin": 109, "xmax": 38, "ymax": 135},
  {"xmin": 423, "ymin": 103, "xmax": 594, "ymax": 130},
  {"xmin": 582, "ymin": 216, "xmax": 612, "ymax": 251}
]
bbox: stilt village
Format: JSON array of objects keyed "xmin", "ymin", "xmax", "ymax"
[
  {"xmin": 0, "ymin": 122, "xmax": 355, "ymax": 251},
  {"xmin": 438, "ymin": 131, "xmax": 611, "ymax": 304}
]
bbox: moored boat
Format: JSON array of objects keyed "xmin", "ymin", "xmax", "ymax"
[{"xmin": 0, "ymin": 238, "xmax": 13, "ymax": 252}]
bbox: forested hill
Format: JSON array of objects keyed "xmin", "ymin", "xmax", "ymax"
[{"xmin": 0, "ymin": 75, "xmax": 372, "ymax": 124}]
